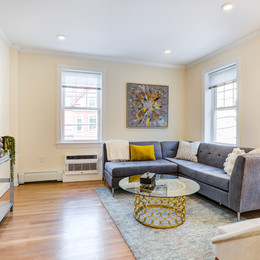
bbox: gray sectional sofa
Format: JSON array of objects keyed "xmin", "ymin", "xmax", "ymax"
[{"xmin": 102, "ymin": 141, "xmax": 260, "ymax": 219}]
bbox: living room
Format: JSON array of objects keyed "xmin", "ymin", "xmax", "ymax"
[{"xmin": 1, "ymin": 1, "xmax": 260, "ymax": 259}]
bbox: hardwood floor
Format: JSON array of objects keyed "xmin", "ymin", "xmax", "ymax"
[
  {"xmin": 1, "ymin": 181, "xmax": 260, "ymax": 260},
  {"xmin": 0, "ymin": 181, "xmax": 135, "ymax": 260}
]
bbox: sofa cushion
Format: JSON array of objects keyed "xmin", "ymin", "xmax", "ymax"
[
  {"xmin": 129, "ymin": 141, "xmax": 162, "ymax": 159},
  {"xmin": 197, "ymin": 143, "xmax": 253, "ymax": 169},
  {"xmin": 105, "ymin": 159, "xmax": 178, "ymax": 178},
  {"xmin": 165, "ymin": 158, "xmax": 230, "ymax": 191},
  {"xmin": 160, "ymin": 141, "xmax": 179, "ymax": 158}
]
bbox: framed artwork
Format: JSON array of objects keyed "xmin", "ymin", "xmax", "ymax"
[{"xmin": 127, "ymin": 83, "xmax": 168, "ymax": 127}]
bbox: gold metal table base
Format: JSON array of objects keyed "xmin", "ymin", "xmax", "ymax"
[{"xmin": 134, "ymin": 194, "xmax": 186, "ymax": 228}]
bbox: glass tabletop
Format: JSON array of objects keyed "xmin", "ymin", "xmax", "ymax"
[{"xmin": 119, "ymin": 174, "xmax": 200, "ymax": 198}]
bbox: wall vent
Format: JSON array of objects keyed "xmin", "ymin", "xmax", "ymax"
[{"xmin": 65, "ymin": 154, "xmax": 98, "ymax": 175}]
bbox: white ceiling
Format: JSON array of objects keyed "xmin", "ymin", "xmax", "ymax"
[{"xmin": 1, "ymin": 0, "xmax": 260, "ymax": 67}]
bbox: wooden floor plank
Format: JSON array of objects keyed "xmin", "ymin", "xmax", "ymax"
[
  {"xmin": 1, "ymin": 181, "xmax": 260, "ymax": 259},
  {"xmin": 0, "ymin": 181, "xmax": 135, "ymax": 260}
]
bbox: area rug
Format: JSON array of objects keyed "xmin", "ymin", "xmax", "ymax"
[{"xmin": 96, "ymin": 187, "xmax": 241, "ymax": 260}]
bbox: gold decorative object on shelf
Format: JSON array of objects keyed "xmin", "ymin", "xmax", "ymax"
[{"xmin": 134, "ymin": 194, "xmax": 186, "ymax": 229}]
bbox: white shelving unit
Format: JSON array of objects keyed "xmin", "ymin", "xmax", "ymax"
[{"xmin": 0, "ymin": 155, "xmax": 14, "ymax": 223}]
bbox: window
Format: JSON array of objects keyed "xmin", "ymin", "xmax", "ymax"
[
  {"xmin": 88, "ymin": 115, "xmax": 97, "ymax": 132},
  {"xmin": 204, "ymin": 62, "xmax": 239, "ymax": 145},
  {"xmin": 76, "ymin": 115, "xmax": 83, "ymax": 132},
  {"xmin": 58, "ymin": 67, "xmax": 104, "ymax": 144},
  {"xmin": 87, "ymin": 94, "xmax": 97, "ymax": 108}
]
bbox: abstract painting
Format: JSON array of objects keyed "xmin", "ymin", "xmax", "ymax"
[{"xmin": 127, "ymin": 83, "xmax": 168, "ymax": 127}]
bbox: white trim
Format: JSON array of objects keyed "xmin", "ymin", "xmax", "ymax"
[
  {"xmin": 202, "ymin": 57, "xmax": 240, "ymax": 145},
  {"xmin": 19, "ymin": 46, "xmax": 184, "ymax": 69},
  {"xmin": 236, "ymin": 59, "xmax": 241, "ymax": 146},
  {"xmin": 57, "ymin": 65, "xmax": 106, "ymax": 145},
  {"xmin": 0, "ymin": 26, "xmax": 12, "ymax": 47},
  {"xmin": 186, "ymin": 28, "xmax": 260, "ymax": 68},
  {"xmin": 56, "ymin": 142, "xmax": 102, "ymax": 149}
]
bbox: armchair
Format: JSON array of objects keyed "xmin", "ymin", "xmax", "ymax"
[{"xmin": 211, "ymin": 218, "xmax": 260, "ymax": 260}]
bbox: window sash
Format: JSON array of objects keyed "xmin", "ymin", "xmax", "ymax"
[
  {"xmin": 63, "ymin": 86, "xmax": 100, "ymax": 110},
  {"xmin": 76, "ymin": 116, "xmax": 83, "ymax": 132},
  {"xmin": 60, "ymin": 69, "xmax": 102, "ymax": 143},
  {"xmin": 63, "ymin": 108, "xmax": 100, "ymax": 142},
  {"xmin": 212, "ymin": 85, "xmax": 237, "ymax": 145},
  {"xmin": 62, "ymin": 85, "xmax": 101, "ymax": 90}
]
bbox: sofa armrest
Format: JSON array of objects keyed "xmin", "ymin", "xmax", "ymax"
[
  {"xmin": 228, "ymin": 153, "xmax": 260, "ymax": 213},
  {"xmin": 102, "ymin": 143, "xmax": 108, "ymax": 179}
]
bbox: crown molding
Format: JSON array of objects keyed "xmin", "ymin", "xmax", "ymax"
[
  {"xmin": 18, "ymin": 46, "xmax": 185, "ymax": 69},
  {"xmin": 0, "ymin": 26, "xmax": 12, "ymax": 47},
  {"xmin": 2, "ymin": 25, "xmax": 260, "ymax": 70},
  {"xmin": 11, "ymin": 44, "xmax": 21, "ymax": 51},
  {"xmin": 186, "ymin": 28, "xmax": 260, "ymax": 69}
]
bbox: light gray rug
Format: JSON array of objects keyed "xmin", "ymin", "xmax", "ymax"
[{"xmin": 96, "ymin": 187, "xmax": 241, "ymax": 260}]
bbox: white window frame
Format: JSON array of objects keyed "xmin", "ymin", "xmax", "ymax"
[
  {"xmin": 56, "ymin": 65, "xmax": 106, "ymax": 148},
  {"xmin": 202, "ymin": 57, "xmax": 240, "ymax": 146}
]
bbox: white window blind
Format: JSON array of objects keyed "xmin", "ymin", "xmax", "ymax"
[
  {"xmin": 61, "ymin": 70, "xmax": 102, "ymax": 142},
  {"xmin": 208, "ymin": 64, "xmax": 237, "ymax": 89}
]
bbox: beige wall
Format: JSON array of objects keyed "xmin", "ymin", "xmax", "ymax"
[
  {"xmin": 4, "ymin": 32, "xmax": 260, "ymax": 182},
  {"xmin": 0, "ymin": 37, "xmax": 10, "ymax": 136},
  {"xmin": 186, "ymin": 35, "xmax": 260, "ymax": 147},
  {"xmin": 17, "ymin": 52, "xmax": 186, "ymax": 179},
  {"xmin": 0, "ymin": 36, "xmax": 10, "ymax": 182}
]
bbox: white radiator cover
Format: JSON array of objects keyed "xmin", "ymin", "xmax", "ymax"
[
  {"xmin": 18, "ymin": 171, "xmax": 63, "ymax": 184},
  {"xmin": 65, "ymin": 154, "xmax": 98, "ymax": 175}
]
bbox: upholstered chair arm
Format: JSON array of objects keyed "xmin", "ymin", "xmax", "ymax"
[
  {"xmin": 211, "ymin": 227, "xmax": 260, "ymax": 244},
  {"xmin": 228, "ymin": 153, "xmax": 260, "ymax": 213},
  {"xmin": 211, "ymin": 218, "xmax": 260, "ymax": 260}
]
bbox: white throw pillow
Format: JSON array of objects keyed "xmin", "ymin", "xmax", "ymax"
[
  {"xmin": 224, "ymin": 148, "xmax": 245, "ymax": 175},
  {"xmin": 248, "ymin": 147, "xmax": 260, "ymax": 154},
  {"xmin": 175, "ymin": 141, "xmax": 200, "ymax": 162}
]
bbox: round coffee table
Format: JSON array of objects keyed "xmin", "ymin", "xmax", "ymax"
[{"xmin": 119, "ymin": 174, "xmax": 200, "ymax": 229}]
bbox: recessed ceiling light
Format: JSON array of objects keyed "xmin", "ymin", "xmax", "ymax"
[
  {"xmin": 57, "ymin": 34, "xmax": 66, "ymax": 40},
  {"xmin": 164, "ymin": 49, "xmax": 172, "ymax": 54},
  {"xmin": 221, "ymin": 2, "xmax": 234, "ymax": 11}
]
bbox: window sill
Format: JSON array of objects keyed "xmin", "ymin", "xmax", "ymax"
[
  {"xmin": 56, "ymin": 142, "xmax": 103, "ymax": 149},
  {"xmin": 209, "ymin": 141, "xmax": 238, "ymax": 147}
]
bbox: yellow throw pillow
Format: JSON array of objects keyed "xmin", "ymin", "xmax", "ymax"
[{"xmin": 130, "ymin": 144, "xmax": 156, "ymax": 161}]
